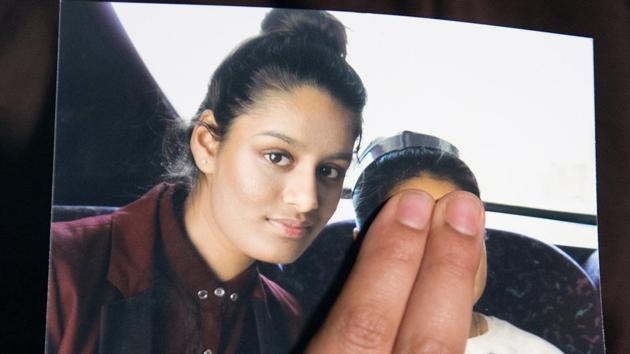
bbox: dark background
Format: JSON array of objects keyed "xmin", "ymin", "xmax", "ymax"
[{"xmin": 1, "ymin": 0, "xmax": 628, "ymax": 352}]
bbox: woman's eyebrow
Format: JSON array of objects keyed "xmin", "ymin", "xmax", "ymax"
[
  {"xmin": 255, "ymin": 131, "xmax": 352, "ymax": 162},
  {"xmin": 256, "ymin": 131, "xmax": 301, "ymax": 147},
  {"xmin": 326, "ymin": 152, "xmax": 353, "ymax": 162}
]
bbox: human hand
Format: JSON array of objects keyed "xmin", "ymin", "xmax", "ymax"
[{"xmin": 306, "ymin": 189, "xmax": 485, "ymax": 353}]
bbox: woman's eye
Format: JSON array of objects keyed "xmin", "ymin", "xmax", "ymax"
[
  {"xmin": 264, "ymin": 152, "xmax": 291, "ymax": 166},
  {"xmin": 319, "ymin": 165, "xmax": 342, "ymax": 180}
]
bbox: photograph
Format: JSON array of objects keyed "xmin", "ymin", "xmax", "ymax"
[{"xmin": 47, "ymin": 1, "xmax": 604, "ymax": 353}]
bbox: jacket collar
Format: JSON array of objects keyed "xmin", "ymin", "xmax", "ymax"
[
  {"xmin": 105, "ymin": 183, "xmax": 265, "ymax": 299},
  {"xmin": 106, "ymin": 183, "xmax": 170, "ymax": 297}
]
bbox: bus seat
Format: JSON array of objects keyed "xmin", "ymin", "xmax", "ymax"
[
  {"xmin": 478, "ymin": 228, "xmax": 604, "ymax": 354},
  {"xmin": 279, "ymin": 220, "xmax": 605, "ymax": 354},
  {"xmin": 51, "ymin": 205, "xmax": 119, "ymax": 222}
]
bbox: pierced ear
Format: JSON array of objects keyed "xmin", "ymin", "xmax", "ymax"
[
  {"xmin": 190, "ymin": 110, "xmax": 220, "ymax": 174},
  {"xmin": 352, "ymin": 227, "xmax": 360, "ymax": 241}
]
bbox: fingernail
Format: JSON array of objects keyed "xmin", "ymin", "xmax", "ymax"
[
  {"xmin": 396, "ymin": 191, "xmax": 433, "ymax": 230},
  {"xmin": 444, "ymin": 195, "xmax": 483, "ymax": 237}
]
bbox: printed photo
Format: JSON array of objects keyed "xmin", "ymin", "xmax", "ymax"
[{"xmin": 48, "ymin": 2, "xmax": 603, "ymax": 353}]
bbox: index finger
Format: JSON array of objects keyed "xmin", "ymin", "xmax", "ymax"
[{"xmin": 306, "ymin": 190, "xmax": 435, "ymax": 353}]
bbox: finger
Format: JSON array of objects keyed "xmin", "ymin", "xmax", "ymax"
[
  {"xmin": 307, "ymin": 190, "xmax": 435, "ymax": 354},
  {"xmin": 393, "ymin": 191, "xmax": 485, "ymax": 354}
]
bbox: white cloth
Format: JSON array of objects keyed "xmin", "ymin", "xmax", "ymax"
[{"xmin": 465, "ymin": 315, "xmax": 564, "ymax": 354}]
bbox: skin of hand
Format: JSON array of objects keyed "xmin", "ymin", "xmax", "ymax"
[{"xmin": 306, "ymin": 189, "xmax": 485, "ymax": 354}]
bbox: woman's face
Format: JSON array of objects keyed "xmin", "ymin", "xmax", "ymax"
[
  {"xmin": 390, "ymin": 174, "xmax": 488, "ymax": 303},
  {"xmin": 198, "ymin": 86, "xmax": 355, "ymax": 265}
]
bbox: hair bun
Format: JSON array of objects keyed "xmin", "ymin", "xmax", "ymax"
[{"xmin": 261, "ymin": 9, "xmax": 348, "ymax": 57}]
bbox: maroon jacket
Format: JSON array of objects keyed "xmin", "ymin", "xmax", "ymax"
[{"xmin": 46, "ymin": 184, "xmax": 301, "ymax": 354}]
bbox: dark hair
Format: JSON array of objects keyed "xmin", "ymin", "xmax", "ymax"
[
  {"xmin": 352, "ymin": 147, "xmax": 480, "ymax": 229},
  {"xmin": 163, "ymin": 9, "xmax": 367, "ymax": 188}
]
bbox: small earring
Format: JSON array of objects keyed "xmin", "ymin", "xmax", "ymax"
[{"xmin": 201, "ymin": 159, "xmax": 207, "ymax": 165}]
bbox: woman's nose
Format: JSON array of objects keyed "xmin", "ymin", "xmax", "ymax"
[{"xmin": 283, "ymin": 167, "xmax": 319, "ymax": 213}]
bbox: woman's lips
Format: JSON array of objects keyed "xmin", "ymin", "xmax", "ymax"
[{"xmin": 267, "ymin": 218, "xmax": 312, "ymax": 239}]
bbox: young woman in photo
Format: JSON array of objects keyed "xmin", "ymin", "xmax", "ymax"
[
  {"xmin": 47, "ymin": 9, "xmax": 486, "ymax": 354},
  {"xmin": 48, "ymin": 8, "xmax": 365, "ymax": 354}
]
